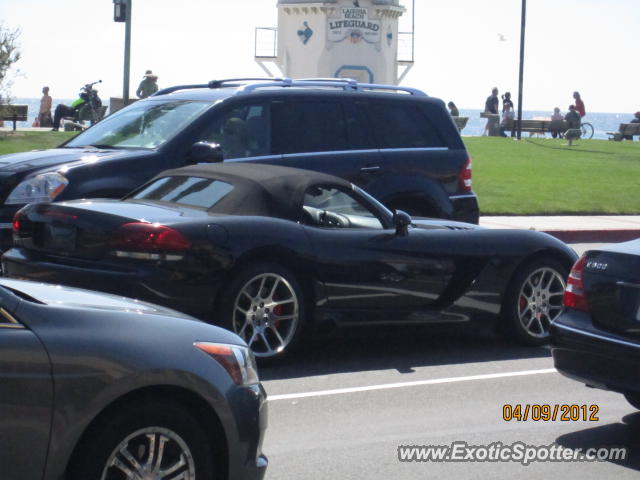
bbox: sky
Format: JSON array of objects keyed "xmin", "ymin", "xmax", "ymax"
[{"xmin": 1, "ymin": 0, "xmax": 638, "ymax": 113}]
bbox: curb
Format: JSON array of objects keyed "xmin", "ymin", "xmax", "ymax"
[{"xmin": 541, "ymin": 230, "xmax": 640, "ymax": 243}]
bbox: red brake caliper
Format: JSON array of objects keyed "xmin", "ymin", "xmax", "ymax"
[{"xmin": 273, "ymin": 304, "xmax": 283, "ymax": 327}]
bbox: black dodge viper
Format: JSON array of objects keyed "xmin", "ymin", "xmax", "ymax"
[{"xmin": 4, "ymin": 163, "xmax": 577, "ymax": 358}]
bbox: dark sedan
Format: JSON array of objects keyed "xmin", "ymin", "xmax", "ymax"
[
  {"xmin": 551, "ymin": 240, "xmax": 640, "ymax": 410},
  {"xmin": 4, "ymin": 164, "xmax": 577, "ymax": 358},
  {"xmin": 0, "ymin": 278, "xmax": 267, "ymax": 480}
]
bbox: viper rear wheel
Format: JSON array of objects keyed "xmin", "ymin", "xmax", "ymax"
[{"xmin": 503, "ymin": 257, "xmax": 568, "ymax": 346}]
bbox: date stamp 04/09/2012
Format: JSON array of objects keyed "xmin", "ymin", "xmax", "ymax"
[{"xmin": 502, "ymin": 404, "xmax": 600, "ymax": 422}]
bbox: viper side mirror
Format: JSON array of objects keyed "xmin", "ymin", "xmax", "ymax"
[{"xmin": 393, "ymin": 210, "xmax": 412, "ymax": 236}]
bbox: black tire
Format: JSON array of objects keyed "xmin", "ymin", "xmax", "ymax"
[
  {"xmin": 220, "ymin": 261, "xmax": 308, "ymax": 359},
  {"xmin": 502, "ymin": 257, "xmax": 568, "ymax": 346},
  {"xmin": 624, "ymin": 392, "xmax": 640, "ymax": 410},
  {"xmin": 68, "ymin": 400, "xmax": 214, "ymax": 480}
]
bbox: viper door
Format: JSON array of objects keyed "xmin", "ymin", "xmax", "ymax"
[{"xmin": 300, "ymin": 185, "xmax": 455, "ymax": 311}]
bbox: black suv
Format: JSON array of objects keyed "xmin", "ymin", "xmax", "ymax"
[{"xmin": 0, "ymin": 78, "xmax": 478, "ymax": 249}]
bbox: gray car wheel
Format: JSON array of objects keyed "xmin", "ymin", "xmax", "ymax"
[{"xmin": 68, "ymin": 401, "xmax": 214, "ymax": 480}]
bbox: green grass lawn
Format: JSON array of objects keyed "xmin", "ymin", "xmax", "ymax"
[
  {"xmin": 1, "ymin": 131, "xmax": 638, "ymax": 215},
  {"xmin": 0, "ymin": 131, "xmax": 76, "ymax": 154},
  {"xmin": 465, "ymin": 136, "xmax": 640, "ymax": 215}
]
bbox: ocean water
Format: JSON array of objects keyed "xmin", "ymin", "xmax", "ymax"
[{"xmin": 7, "ymin": 98, "xmax": 635, "ymax": 141}]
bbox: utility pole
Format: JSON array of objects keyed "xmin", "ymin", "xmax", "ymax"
[
  {"xmin": 516, "ymin": 0, "xmax": 526, "ymax": 140},
  {"xmin": 113, "ymin": 0, "xmax": 132, "ymax": 103},
  {"xmin": 123, "ymin": 0, "xmax": 132, "ymax": 103}
]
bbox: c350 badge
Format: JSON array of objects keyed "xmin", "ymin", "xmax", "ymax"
[{"xmin": 586, "ymin": 261, "xmax": 608, "ymax": 271}]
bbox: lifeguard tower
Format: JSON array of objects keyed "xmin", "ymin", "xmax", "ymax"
[{"xmin": 255, "ymin": 0, "xmax": 414, "ymax": 85}]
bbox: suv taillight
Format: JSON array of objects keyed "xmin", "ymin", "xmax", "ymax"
[
  {"xmin": 563, "ymin": 255, "xmax": 588, "ymax": 311},
  {"xmin": 12, "ymin": 211, "xmax": 21, "ymax": 233},
  {"xmin": 110, "ymin": 222, "xmax": 192, "ymax": 261},
  {"xmin": 458, "ymin": 156, "xmax": 472, "ymax": 193}
]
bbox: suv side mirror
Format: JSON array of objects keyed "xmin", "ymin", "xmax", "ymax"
[
  {"xmin": 393, "ymin": 210, "xmax": 412, "ymax": 236},
  {"xmin": 189, "ymin": 142, "xmax": 223, "ymax": 163}
]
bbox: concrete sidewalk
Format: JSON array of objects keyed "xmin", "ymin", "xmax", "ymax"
[{"xmin": 480, "ymin": 215, "xmax": 640, "ymax": 243}]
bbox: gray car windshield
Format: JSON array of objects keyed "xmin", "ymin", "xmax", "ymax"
[{"xmin": 65, "ymin": 100, "xmax": 212, "ymax": 149}]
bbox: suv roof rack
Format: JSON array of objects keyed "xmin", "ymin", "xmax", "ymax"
[
  {"xmin": 153, "ymin": 77, "xmax": 427, "ymax": 97},
  {"xmin": 238, "ymin": 78, "xmax": 427, "ymax": 96},
  {"xmin": 153, "ymin": 78, "xmax": 289, "ymax": 96}
]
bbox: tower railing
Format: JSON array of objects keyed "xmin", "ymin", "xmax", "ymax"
[
  {"xmin": 397, "ymin": 31, "xmax": 414, "ymax": 63},
  {"xmin": 255, "ymin": 27, "xmax": 278, "ymax": 59}
]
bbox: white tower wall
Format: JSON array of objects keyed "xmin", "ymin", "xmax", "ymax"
[{"xmin": 274, "ymin": 0, "xmax": 405, "ymax": 84}]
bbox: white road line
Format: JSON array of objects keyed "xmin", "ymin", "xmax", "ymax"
[{"xmin": 267, "ymin": 368, "xmax": 557, "ymax": 401}]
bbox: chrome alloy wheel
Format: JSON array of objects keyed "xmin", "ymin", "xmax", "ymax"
[
  {"xmin": 232, "ymin": 273, "xmax": 299, "ymax": 357},
  {"xmin": 101, "ymin": 427, "xmax": 195, "ymax": 480},
  {"xmin": 517, "ymin": 267, "xmax": 566, "ymax": 338}
]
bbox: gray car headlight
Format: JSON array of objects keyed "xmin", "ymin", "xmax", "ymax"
[
  {"xmin": 194, "ymin": 342, "xmax": 260, "ymax": 385},
  {"xmin": 6, "ymin": 172, "xmax": 69, "ymax": 205}
]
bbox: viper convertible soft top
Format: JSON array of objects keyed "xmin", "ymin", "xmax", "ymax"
[{"xmin": 133, "ymin": 163, "xmax": 354, "ymax": 221}]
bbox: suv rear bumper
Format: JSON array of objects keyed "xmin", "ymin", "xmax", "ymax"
[
  {"xmin": 551, "ymin": 310, "xmax": 640, "ymax": 394},
  {"xmin": 450, "ymin": 194, "xmax": 479, "ymax": 224}
]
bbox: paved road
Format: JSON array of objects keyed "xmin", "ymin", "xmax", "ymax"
[{"xmin": 260, "ymin": 243, "xmax": 640, "ymax": 479}]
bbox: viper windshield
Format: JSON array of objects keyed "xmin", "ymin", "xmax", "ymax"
[{"xmin": 64, "ymin": 100, "xmax": 212, "ymax": 149}]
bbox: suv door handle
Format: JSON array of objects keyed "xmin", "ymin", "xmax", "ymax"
[{"xmin": 360, "ymin": 166, "xmax": 381, "ymax": 173}]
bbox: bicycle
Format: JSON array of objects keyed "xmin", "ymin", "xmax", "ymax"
[{"xmin": 580, "ymin": 121, "xmax": 594, "ymax": 139}]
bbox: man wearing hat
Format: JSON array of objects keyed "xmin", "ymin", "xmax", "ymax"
[{"xmin": 136, "ymin": 70, "xmax": 159, "ymax": 99}]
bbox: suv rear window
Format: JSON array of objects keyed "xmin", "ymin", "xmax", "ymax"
[
  {"xmin": 368, "ymin": 103, "xmax": 446, "ymax": 148},
  {"xmin": 271, "ymin": 101, "xmax": 348, "ymax": 154}
]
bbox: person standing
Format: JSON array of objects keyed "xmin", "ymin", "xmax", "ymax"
[
  {"xmin": 501, "ymin": 91, "xmax": 514, "ymax": 113},
  {"xmin": 483, "ymin": 87, "xmax": 500, "ymax": 136},
  {"xmin": 485, "ymin": 87, "xmax": 499, "ymax": 115},
  {"xmin": 38, "ymin": 86, "xmax": 52, "ymax": 127},
  {"xmin": 499, "ymin": 103, "xmax": 515, "ymax": 137},
  {"xmin": 573, "ymin": 91, "xmax": 586, "ymax": 118},
  {"xmin": 136, "ymin": 70, "xmax": 159, "ymax": 99}
]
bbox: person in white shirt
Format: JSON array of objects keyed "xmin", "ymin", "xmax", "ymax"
[
  {"xmin": 500, "ymin": 103, "xmax": 515, "ymax": 137},
  {"xmin": 550, "ymin": 107, "xmax": 564, "ymax": 138}
]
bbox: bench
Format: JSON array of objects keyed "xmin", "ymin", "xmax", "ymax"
[
  {"xmin": 452, "ymin": 116, "xmax": 468, "ymax": 132},
  {"xmin": 503, "ymin": 119, "xmax": 569, "ymax": 137},
  {"xmin": 607, "ymin": 123, "xmax": 640, "ymax": 141},
  {"xmin": 0, "ymin": 104, "xmax": 28, "ymax": 131}
]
